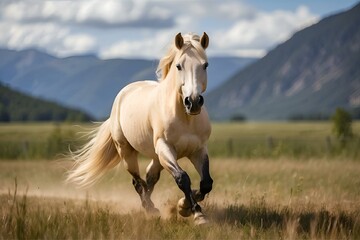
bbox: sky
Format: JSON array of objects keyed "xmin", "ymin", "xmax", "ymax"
[{"xmin": 0, "ymin": 0, "xmax": 358, "ymax": 59}]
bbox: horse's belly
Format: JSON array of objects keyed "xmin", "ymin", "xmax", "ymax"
[
  {"xmin": 128, "ymin": 131, "xmax": 157, "ymax": 158},
  {"xmin": 119, "ymin": 81, "xmax": 156, "ymax": 150},
  {"xmin": 118, "ymin": 108, "xmax": 156, "ymax": 158}
]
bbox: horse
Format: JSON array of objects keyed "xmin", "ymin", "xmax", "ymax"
[{"xmin": 67, "ymin": 32, "xmax": 213, "ymax": 225}]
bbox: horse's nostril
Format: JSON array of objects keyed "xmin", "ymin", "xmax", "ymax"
[
  {"xmin": 198, "ymin": 95, "xmax": 204, "ymax": 106},
  {"xmin": 184, "ymin": 97, "xmax": 191, "ymax": 108}
]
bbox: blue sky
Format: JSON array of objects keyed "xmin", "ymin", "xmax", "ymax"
[
  {"xmin": 249, "ymin": 0, "xmax": 357, "ymax": 16},
  {"xmin": 0, "ymin": 0, "xmax": 358, "ymax": 59}
]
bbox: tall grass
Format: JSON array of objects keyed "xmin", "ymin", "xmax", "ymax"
[
  {"xmin": 1, "ymin": 159, "xmax": 360, "ymax": 239},
  {"xmin": 1, "ymin": 182, "xmax": 359, "ymax": 239},
  {"xmin": 1, "ymin": 122, "xmax": 359, "ymax": 238}
]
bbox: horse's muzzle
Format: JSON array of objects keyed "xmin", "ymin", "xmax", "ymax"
[{"xmin": 184, "ymin": 95, "xmax": 204, "ymax": 115}]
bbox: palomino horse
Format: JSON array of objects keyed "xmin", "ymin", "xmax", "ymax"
[{"xmin": 67, "ymin": 32, "xmax": 213, "ymax": 225}]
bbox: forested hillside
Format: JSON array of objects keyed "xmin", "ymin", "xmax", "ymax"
[{"xmin": 0, "ymin": 83, "xmax": 92, "ymax": 122}]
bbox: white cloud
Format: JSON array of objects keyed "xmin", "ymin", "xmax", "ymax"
[
  {"xmin": 100, "ymin": 31, "xmax": 174, "ymax": 59},
  {"xmin": 61, "ymin": 34, "xmax": 97, "ymax": 56},
  {"xmin": 0, "ymin": 21, "xmax": 97, "ymax": 57},
  {"xmin": 0, "ymin": 22, "xmax": 66, "ymax": 49},
  {"xmin": 217, "ymin": 1, "xmax": 256, "ymax": 20},
  {"xmin": 0, "ymin": 0, "xmax": 320, "ymax": 59},
  {"xmin": 1, "ymin": 0, "xmax": 174, "ymax": 28},
  {"xmin": 98, "ymin": 2, "xmax": 319, "ymax": 59},
  {"xmin": 213, "ymin": 5, "xmax": 319, "ymax": 55}
]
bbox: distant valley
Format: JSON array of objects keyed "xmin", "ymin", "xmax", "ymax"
[{"xmin": 0, "ymin": 49, "xmax": 255, "ymax": 119}]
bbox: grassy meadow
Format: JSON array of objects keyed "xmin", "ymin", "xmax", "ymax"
[
  {"xmin": 209, "ymin": 121, "xmax": 360, "ymax": 159},
  {"xmin": 0, "ymin": 122, "xmax": 360, "ymax": 239},
  {"xmin": 0, "ymin": 121, "xmax": 359, "ymax": 160}
]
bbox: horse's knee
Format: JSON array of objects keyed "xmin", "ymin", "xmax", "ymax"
[
  {"xmin": 200, "ymin": 177, "xmax": 213, "ymax": 195},
  {"xmin": 132, "ymin": 176, "xmax": 147, "ymax": 195},
  {"xmin": 174, "ymin": 170, "xmax": 191, "ymax": 192},
  {"xmin": 146, "ymin": 172, "xmax": 160, "ymax": 187}
]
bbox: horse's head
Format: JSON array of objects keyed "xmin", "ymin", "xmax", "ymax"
[
  {"xmin": 173, "ymin": 32, "xmax": 209, "ymax": 115},
  {"xmin": 156, "ymin": 32, "xmax": 209, "ymax": 115}
]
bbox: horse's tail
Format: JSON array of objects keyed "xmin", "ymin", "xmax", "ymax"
[{"xmin": 66, "ymin": 119, "xmax": 120, "ymax": 187}]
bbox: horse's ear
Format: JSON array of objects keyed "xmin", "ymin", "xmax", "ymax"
[
  {"xmin": 200, "ymin": 32, "xmax": 209, "ymax": 49},
  {"xmin": 175, "ymin": 32, "xmax": 184, "ymax": 50}
]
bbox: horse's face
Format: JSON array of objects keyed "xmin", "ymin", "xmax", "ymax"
[{"xmin": 174, "ymin": 33, "xmax": 209, "ymax": 115}]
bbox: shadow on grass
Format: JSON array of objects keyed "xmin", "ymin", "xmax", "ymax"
[{"xmin": 208, "ymin": 199, "xmax": 359, "ymax": 238}]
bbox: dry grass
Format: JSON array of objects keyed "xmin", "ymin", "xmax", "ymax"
[{"xmin": 1, "ymin": 158, "xmax": 359, "ymax": 239}]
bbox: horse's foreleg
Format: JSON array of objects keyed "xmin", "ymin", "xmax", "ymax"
[
  {"xmin": 189, "ymin": 148, "xmax": 213, "ymax": 202},
  {"xmin": 156, "ymin": 139, "xmax": 206, "ymax": 224}
]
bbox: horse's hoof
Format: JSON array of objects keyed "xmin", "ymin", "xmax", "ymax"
[
  {"xmin": 177, "ymin": 197, "xmax": 192, "ymax": 217},
  {"xmin": 194, "ymin": 212, "xmax": 209, "ymax": 225}
]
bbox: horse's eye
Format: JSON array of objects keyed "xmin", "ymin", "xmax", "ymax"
[
  {"xmin": 176, "ymin": 64, "xmax": 182, "ymax": 71},
  {"xmin": 203, "ymin": 62, "xmax": 209, "ymax": 70}
]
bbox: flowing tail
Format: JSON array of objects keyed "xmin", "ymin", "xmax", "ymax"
[{"xmin": 67, "ymin": 119, "xmax": 121, "ymax": 187}]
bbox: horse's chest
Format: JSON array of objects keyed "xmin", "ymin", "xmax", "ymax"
[
  {"xmin": 175, "ymin": 134, "xmax": 202, "ymax": 155},
  {"xmin": 165, "ymin": 126, "xmax": 205, "ymax": 157}
]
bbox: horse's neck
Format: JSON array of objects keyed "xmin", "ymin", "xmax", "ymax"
[{"xmin": 159, "ymin": 72, "xmax": 188, "ymax": 121}]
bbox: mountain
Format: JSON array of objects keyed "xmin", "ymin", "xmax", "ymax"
[
  {"xmin": 0, "ymin": 82, "xmax": 92, "ymax": 122},
  {"xmin": 0, "ymin": 49, "xmax": 158, "ymax": 119},
  {"xmin": 0, "ymin": 49, "xmax": 255, "ymax": 119},
  {"xmin": 206, "ymin": 57, "xmax": 256, "ymax": 91},
  {"xmin": 207, "ymin": 3, "xmax": 360, "ymax": 120}
]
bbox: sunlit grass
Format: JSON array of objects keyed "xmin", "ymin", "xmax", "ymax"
[
  {"xmin": 1, "ymin": 159, "xmax": 359, "ymax": 239},
  {"xmin": 1, "ymin": 181, "xmax": 359, "ymax": 239},
  {"xmin": 0, "ymin": 122, "xmax": 360, "ymax": 238}
]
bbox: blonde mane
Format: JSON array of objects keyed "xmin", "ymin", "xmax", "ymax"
[{"xmin": 156, "ymin": 33, "xmax": 208, "ymax": 81}]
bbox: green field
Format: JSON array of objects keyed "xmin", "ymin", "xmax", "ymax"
[
  {"xmin": 0, "ymin": 121, "xmax": 359, "ymax": 159},
  {"xmin": 209, "ymin": 121, "xmax": 360, "ymax": 159},
  {"xmin": 0, "ymin": 122, "xmax": 359, "ymax": 238}
]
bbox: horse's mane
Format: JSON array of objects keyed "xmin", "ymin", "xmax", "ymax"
[{"xmin": 156, "ymin": 33, "xmax": 208, "ymax": 81}]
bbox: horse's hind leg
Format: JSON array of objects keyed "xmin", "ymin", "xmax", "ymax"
[
  {"xmin": 145, "ymin": 159, "xmax": 163, "ymax": 199},
  {"xmin": 115, "ymin": 143, "xmax": 158, "ymax": 214}
]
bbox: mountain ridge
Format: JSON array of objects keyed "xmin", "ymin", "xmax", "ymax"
[
  {"xmin": 207, "ymin": 2, "xmax": 360, "ymax": 120},
  {"xmin": 0, "ymin": 48, "xmax": 255, "ymax": 119}
]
